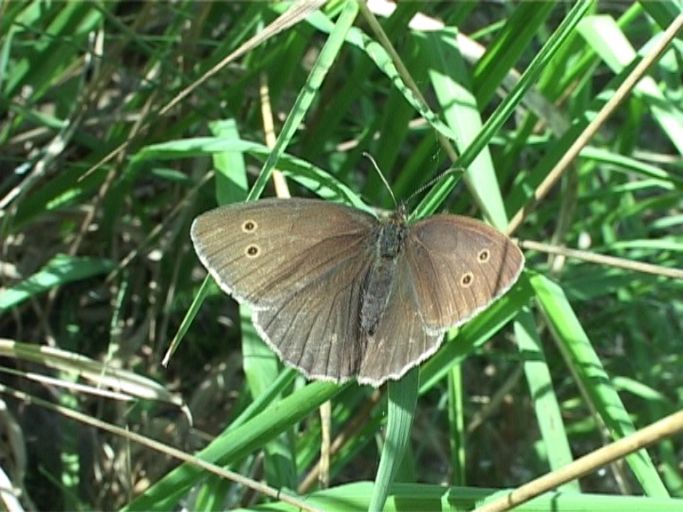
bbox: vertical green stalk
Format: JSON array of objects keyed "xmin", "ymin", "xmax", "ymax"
[{"xmin": 369, "ymin": 367, "xmax": 419, "ymax": 512}]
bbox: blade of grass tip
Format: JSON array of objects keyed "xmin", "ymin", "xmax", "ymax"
[
  {"xmin": 165, "ymin": 119, "xmax": 249, "ymax": 366},
  {"xmin": 247, "ymin": 0, "xmax": 359, "ymax": 202},
  {"xmin": 530, "ymin": 274, "xmax": 669, "ymax": 497},
  {"xmin": 162, "ymin": 276, "xmax": 211, "ymax": 366},
  {"xmin": 368, "ymin": 367, "xmax": 419, "ymax": 512}
]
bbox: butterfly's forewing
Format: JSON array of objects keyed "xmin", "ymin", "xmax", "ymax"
[
  {"xmin": 191, "ymin": 198, "xmax": 378, "ymax": 380},
  {"xmin": 191, "ymin": 198, "xmax": 376, "ymax": 308},
  {"xmin": 404, "ymin": 215, "xmax": 524, "ymax": 331}
]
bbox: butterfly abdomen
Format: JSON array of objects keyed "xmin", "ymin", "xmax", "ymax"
[{"xmin": 360, "ymin": 219, "xmax": 407, "ymax": 336}]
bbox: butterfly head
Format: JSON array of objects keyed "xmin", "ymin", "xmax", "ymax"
[{"xmin": 393, "ymin": 202, "xmax": 408, "ymax": 223}]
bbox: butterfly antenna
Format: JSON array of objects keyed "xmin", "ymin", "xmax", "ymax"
[
  {"xmin": 362, "ymin": 152, "xmax": 398, "ymax": 209},
  {"xmin": 404, "ymin": 166, "xmax": 464, "ymax": 206}
]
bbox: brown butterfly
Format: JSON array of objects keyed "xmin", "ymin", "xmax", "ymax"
[{"xmin": 191, "ymin": 198, "xmax": 523, "ymax": 386}]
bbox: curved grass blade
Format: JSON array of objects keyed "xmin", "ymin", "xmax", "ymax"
[{"xmin": 514, "ymin": 309, "xmax": 578, "ymax": 491}]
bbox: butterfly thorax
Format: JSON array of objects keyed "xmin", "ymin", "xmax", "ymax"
[{"xmin": 360, "ymin": 214, "xmax": 408, "ymax": 337}]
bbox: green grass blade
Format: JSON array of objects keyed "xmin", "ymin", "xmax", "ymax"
[
  {"xmin": 369, "ymin": 367, "xmax": 419, "ymax": 512},
  {"xmin": 247, "ymin": 0, "xmax": 359, "ymax": 201},
  {"xmin": 0, "ymin": 254, "xmax": 113, "ymax": 313},
  {"xmin": 423, "ymin": 28, "xmax": 507, "ymax": 228},
  {"xmin": 531, "ymin": 273, "xmax": 669, "ymax": 497},
  {"xmin": 447, "ymin": 364, "xmax": 466, "ymax": 486},
  {"xmin": 515, "ymin": 309, "xmax": 578, "ymax": 491}
]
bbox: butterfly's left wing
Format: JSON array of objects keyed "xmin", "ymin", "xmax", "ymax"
[
  {"xmin": 191, "ymin": 198, "xmax": 379, "ymax": 382},
  {"xmin": 253, "ymin": 250, "xmax": 374, "ymax": 382}
]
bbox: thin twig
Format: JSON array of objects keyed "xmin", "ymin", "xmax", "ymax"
[
  {"xmin": 518, "ymin": 239, "xmax": 683, "ymax": 280},
  {"xmin": 475, "ymin": 409, "xmax": 683, "ymax": 512},
  {"xmin": 318, "ymin": 400, "xmax": 331, "ymax": 489},
  {"xmin": 260, "ymin": 73, "xmax": 290, "ymax": 198}
]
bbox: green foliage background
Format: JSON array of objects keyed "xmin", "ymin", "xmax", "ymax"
[{"xmin": 1, "ymin": 1, "xmax": 682, "ymax": 511}]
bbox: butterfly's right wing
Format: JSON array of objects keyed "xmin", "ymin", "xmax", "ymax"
[
  {"xmin": 404, "ymin": 214, "xmax": 524, "ymax": 332},
  {"xmin": 358, "ymin": 214, "xmax": 523, "ymax": 385},
  {"xmin": 191, "ymin": 198, "xmax": 377, "ymax": 381},
  {"xmin": 191, "ymin": 198, "xmax": 376, "ymax": 308}
]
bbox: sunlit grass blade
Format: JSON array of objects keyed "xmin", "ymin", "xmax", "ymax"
[
  {"xmin": 0, "ymin": 254, "xmax": 113, "ymax": 313},
  {"xmin": 369, "ymin": 367, "xmax": 419, "ymax": 512},
  {"xmin": 531, "ymin": 273, "xmax": 669, "ymax": 497},
  {"xmin": 514, "ymin": 309, "xmax": 578, "ymax": 491},
  {"xmin": 422, "ymin": 28, "xmax": 507, "ymax": 228}
]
